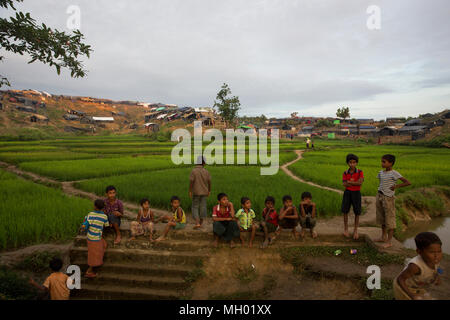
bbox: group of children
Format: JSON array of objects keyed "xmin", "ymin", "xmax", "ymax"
[{"xmin": 32, "ymin": 151, "xmax": 444, "ymax": 300}]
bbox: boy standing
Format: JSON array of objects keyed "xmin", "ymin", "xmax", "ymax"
[
  {"xmin": 29, "ymin": 258, "xmax": 70, "ymax": 300},
  {"xmin": 375, "ymin": 154, "xmax": 411, "ymax": 248},
  {"xmin": 342, "ymin": 153, "xmax": 364, "ymax": 240},
  {"xmin": 189, "ymin": 156, "xmax": 211, "ymax": 229},
  {"xmin": 394, "ymin": 232, "xmax": 442, "ymax": 300},
  {"xmin": 104, "ymin": 185, "xmax": 124, "ymax": 244},
  {"xmin": 82, "ymin": 199, "xmax": 109, "ymax": 278}
]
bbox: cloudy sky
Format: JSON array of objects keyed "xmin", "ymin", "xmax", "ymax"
[{"xmin": 1, "ymin": 0, "xmax": 449, "ymax": 119}]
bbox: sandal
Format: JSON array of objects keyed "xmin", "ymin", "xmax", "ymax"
[{"xmin": 85, "ymin": 272, "xmax": 97, "ymax": 278}]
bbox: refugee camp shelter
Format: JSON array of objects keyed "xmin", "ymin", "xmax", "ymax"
[
  {"xmin": 64, "ymin": 114, "xmax": 80, "ymax": 121},
  {"xmin": 377, "ymin": 126, "xmax": 398, "ymax": 136},
  {"xmin": 404, "ymin": 119, "xmax": 422, "ymax": 126},
  {"xmin": 144, "ymin": 123, "xmax": 160, "ymax": 133},
  {"xmin": 15, "ymin": 105, "xmax": 35, "ymax": 113},
  {"xmin": 30, "ymin": 114, "xmax": 49, "ymax": 123},
  {"xmin": 92, "ymin": 117, "xmax": 114, "ymax": 123},
  {"xmin": 398, "ymin": 125, "xmax": 428, "ymax": 136}
]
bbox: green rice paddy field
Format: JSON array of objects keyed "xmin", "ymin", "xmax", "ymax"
[{"xmin": 0, "ymin": 135, "xmax": 448, "ymax": 249}]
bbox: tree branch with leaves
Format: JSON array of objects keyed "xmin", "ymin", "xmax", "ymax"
[
  {"xmin": 0, "ymin": 0, "xmax": 92, "ymax": 87},
  {"xmin": 213, "ymin": 83, "xmax": 241, "ymax": 128}
]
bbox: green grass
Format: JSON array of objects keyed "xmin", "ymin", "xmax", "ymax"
[
  {"xmin": 18, "ymin": 155, "xmax": 179, "ymax": 181},
  {"xmin": 75, "ymin": 166, "xmax": 343, "ymax": 218},
  {"xmin": 18, "ymin": 151, "xmax": 297, "ymax": 181},
  {"xmin": 0, "ymin": 151, "xmax": 107, "ymax": 164},
  {"xmin": 15, "ymin": 251, "xmax": 63, "ymax": 273},
  {"xmin": 0, "ymin": 266, "xmax": 39, "ymax": 300},
  {"xmin": 288, "ymin": 145, "xmax": 450, "ymax": 196},
  {"xmin": 280, "ymin": 244, "xmax": 405, "ymax": 272},
  {"xmin": 0, "ymin": 170, "xmax": 92, "ymax": 249}
]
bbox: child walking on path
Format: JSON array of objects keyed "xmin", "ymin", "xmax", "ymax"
[
  {"xmin": 212, "ymin": 193, "xmax": 240, "ymax": 248},
  {"xmin": 394, "ymin": 232, "xmax": 442, "ymax": 300},
  {"xmin": 29, "ymin": 258, "xmax": 70, "ymax": 300},
  {"xmin": 299, "ymin": 192, "xmax": 317, "ymax": 239},
  {"xmin": 81, "ymin": 199, "xmax": 109, "ymax": 278},
  {"xmin": 342, "ymin": 153, "xmax": 364, "ymax": 240},
  {"xmin": 375, "ymin": 154, "xmax": 411, "ymax": 248},
  {"xmin": 260, "ymin": 196, "xmax": 279, "ymax": 248},
  {"xmin": 103, "ymin": 185, "xmax": 124, "ymax": 244},
  {"xmin": 130, "ymin": 198, "xmax": 155, "ymax": 241},
  {"xmin": 155, "ymin": 196, "xmax": 186, "ymax": 241},
  {"xmin": 278, "ymin": 195, "xmax": 300, "ymax": 239},
  {"xmin": 235, "ymin": 197, "xmax": 257, "ymax": 248}
]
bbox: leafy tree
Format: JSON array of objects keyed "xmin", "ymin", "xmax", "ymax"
[
  {"xmin": 213, "ymin": 83, "xmax": 241, "ymax": 128},
  {"xmin": 0, "ymin": 0, "xmax": 92, "ymax": 87},
  {"xmin": 316, "ymin": 119, "xmax": 333, "ymax": 128},
  {"xmin": 336, "ymin": 107, "xmax": 350, "ymax": 121}
]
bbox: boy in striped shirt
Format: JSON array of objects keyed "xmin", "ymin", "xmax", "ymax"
[
  {"xmin": 81, "ymin": 199, "xmax": 109, "ymax": 278},
  {"xmin": 375, "ymin": 154, "xmax": 411, "ymax": 248}
]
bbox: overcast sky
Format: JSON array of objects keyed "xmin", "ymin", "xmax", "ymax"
[{"xmin": 1, "ymin": 0, "xmax": 449, "ymax": 119}]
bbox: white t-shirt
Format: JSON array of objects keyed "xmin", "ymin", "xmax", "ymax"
[{"xmin": 377, "ymin": 169, "xmax": 403, "ymax": 197}]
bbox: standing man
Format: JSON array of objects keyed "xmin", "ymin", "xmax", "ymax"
[{"xmin": 189, "ymin": 156, "xmax": 211, "ymax": 229}]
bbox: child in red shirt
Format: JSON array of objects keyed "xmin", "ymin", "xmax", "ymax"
[{"xmin": 259, "ymin": 196, "xmax": 279, "ymax": 248}]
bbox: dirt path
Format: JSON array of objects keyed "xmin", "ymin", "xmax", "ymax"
[{"xmin": 281, "ymin": 150, "xmax": 344, "ymax": 194}]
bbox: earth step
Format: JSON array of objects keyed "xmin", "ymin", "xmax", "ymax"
[
  {"xmin": 71, "ymin": 261, "xmax": 194, "ymax": 277},
  {"xmin": 165, "ymin": 230, "xmax": 367, "ymax": 242},
  {"xmin": 71, "ymin": 284, "xmax": 180, "ymax": 300},
  {"xmin": 82, "ymin": 273, "xmax": 188, "ymax": 290},
  {"xmin": 70, "ymin": 247, "xmax": 208, "ymax": 266},
  {"xmin": 73, "ymin": 235, "xmax": 212, "ymax": 252}
]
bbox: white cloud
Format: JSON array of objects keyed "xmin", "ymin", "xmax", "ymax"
[{"xmin": 1, "ymin": 0, "xmax": 449, "ymax": 119}]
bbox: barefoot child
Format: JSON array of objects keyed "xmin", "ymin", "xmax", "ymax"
[
  {"xmin": 155, "ymin": 196, "xmax": 186, "ymax": 241},
  {"xmin": 260, "ymin": 196, "xmax": 279, "ymax": 248},
  {"xmin": 341, "ymin": 153, "xmax": 364, "ymax": 240},
  {"xmin": 130, "ymin": 198, "xmax": 155, "ymax": 241},
  {"xmin": 104, "ymin": 185, "xmax": 124, "ymax": 244},
  {"xmin": 375, "ymin": 154, "xmax": 411, "ymax": 248},
  {"xmin": 235, "ymin": 197, "xmax": 257, "ymax": 248},
  {"xmin": 81, "ymin": 199, "xmax": 109, "ymax": 278},
  {"xmin": 299, "ymin": 192, "xmax": 317, "ymax": 239},
  {"xmin": 278, "ymin": 195, "xmax": 299, "ymax": 239},
  {"xmin": 212, "ymin": 193, "xmax": 240, "ymax": 248},
  {"xmin": 29, "ymin": 258, "xmax": 71, "ymax": 300},
  {"xmin": 394, "ymin": 232, "xmax": 442, "ymax": 300}
]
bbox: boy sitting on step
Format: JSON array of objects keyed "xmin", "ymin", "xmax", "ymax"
[
  {"xmin": 278, "ymin": 195, "xmax": 300, "ymax": 239},
  {"xmin": 235, "ymin": 197, "xmax": 257, "ymax": 248},
  {"xmin": 260, "ymin": 196, "xmax": 279, "ymax": 248},
  {"xmin": 299, "ymin": 191, "xmax": 317, "ymax": 239},
  {"xmin": 155, "ymin": 196, "xmax": 186, "ymax": 241},
  {"xmin": 129, "ymin": 198, "xmax": 155, "ymax": 241}
]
